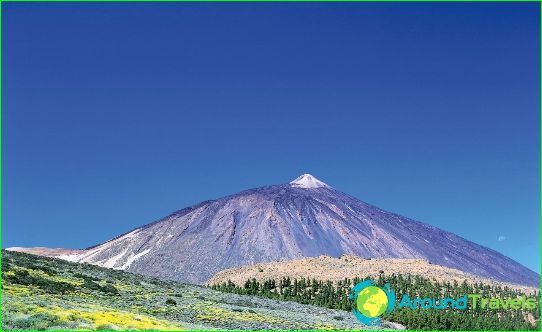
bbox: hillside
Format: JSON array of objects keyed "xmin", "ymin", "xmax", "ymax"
[
  {"xmin": 10, "ymin": 174, "xmax": 539, "ymax": 286},
  {"xmin": 208, "ymin": 255, "xmax": 539, "ymax": 294},
  {"xmin": 1, "ymin": 250, "xmax": 403, "ymax": 330},
  {"xmin": 210, "ymin": 260, "xmax": 540, "ymax": 330}
]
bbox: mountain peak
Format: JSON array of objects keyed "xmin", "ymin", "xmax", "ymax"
[
  {"xmin": 12, "ymin": 171, "xmax": 539, "ymax": 287},
  {"xmin": 290, "ymin": 174, "xmax": 330, "ymax": 189}
]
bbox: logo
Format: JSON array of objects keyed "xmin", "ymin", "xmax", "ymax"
[
  {"xmin": 350, "ymin": 279, "xmax": 538, "ymax": 326},
  {"xmin": 349, "ymin": 280, "xmax": 395, "ymax": 326}
]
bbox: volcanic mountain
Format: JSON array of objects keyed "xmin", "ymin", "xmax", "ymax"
[{"xmin": 10, "ymin": 174, "xmax": 539, "ymax": 286}]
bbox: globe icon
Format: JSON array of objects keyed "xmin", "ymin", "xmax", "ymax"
[{"xmin": 356, "ymin": 285, "xmax": 388, "ymax": 318}]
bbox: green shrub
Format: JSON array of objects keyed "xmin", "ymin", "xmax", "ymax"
[
  {"xmin": 5, "ymin": 269, "xmax": 76, "ymax": 294},
  {"xmin": 81, "ymin": 278, "xmax": 119, "ymax": 295},
  {"xmin": 165, "ymin": 298, "xmax": 177, "ymax": 306},
  {"xmin": 96, "ymin": 323, "xmax": 118, "ymax": 330},
  {"xmin": 16, "ymin": 312, "xmax": 63, "ymax": 330},
  {"xmin": 83, "ymin": 278, "xmax": 102, "ymax": 290},
  {"xmin": 27, "ymin": 264, "xmax": 55, "ymax": 275},
  {"xmin": 3, "ymin": 261, "xmax": 12, "ymax": 271},
  {"xmin": 74, "ymin": 272, "xmax": 99, "ymax": 281},
  {"xmin": 101, "ymin": 283, "xmax": 119, "ymax": 295}
]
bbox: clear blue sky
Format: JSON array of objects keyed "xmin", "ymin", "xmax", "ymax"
[{"xmin": 2, "ymin": 2, "xmax": 540, "ymax": 272}]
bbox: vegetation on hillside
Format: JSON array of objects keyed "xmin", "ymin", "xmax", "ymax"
[
  {"xmin": 1, "ymin": 250, "xmax": 395, "ymax": 330},
  {"xmin": 211, "ymin": 273, "xmax": 540, "ymax": 330}
]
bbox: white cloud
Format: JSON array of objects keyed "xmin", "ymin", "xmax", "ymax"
[{"xmin": 498, "ymin": 235, "xmax": 506, "ymax": 242}]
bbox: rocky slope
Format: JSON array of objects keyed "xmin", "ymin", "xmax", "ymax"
[{"xmin": 9, "ymin": 174, "xmax": 539, "ymax": 286}]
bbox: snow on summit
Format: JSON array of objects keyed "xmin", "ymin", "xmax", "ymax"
[{"xmin": 290, "ymin": 174, "xmax": 330, "ymax": 188}]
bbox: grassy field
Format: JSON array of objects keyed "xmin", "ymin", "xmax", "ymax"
[{"xmin": 1, "ymin": 250, "xmax": 401, "ymax": 330}]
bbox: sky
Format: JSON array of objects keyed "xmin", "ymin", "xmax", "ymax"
[{"xmin": 2, "ymin": 2, "xmax": 540, "ymax": 273}]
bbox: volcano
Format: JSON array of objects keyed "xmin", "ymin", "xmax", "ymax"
[{"xmin": 10, "ymin": 174, "xmax": 539, "ymax": 286}]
